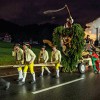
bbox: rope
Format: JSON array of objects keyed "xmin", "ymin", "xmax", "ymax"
[{"xmin": 65, "ymin": 4, "xmax": 71, "ymax": 17}]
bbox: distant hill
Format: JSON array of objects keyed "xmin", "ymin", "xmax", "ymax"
[
  {"xmin": 0, "ymin": 19, "xmax": 21, "ymax": 33},
  {"xmin": 0, "ymin": 19, "xmax": 58, "ymax": 43}
]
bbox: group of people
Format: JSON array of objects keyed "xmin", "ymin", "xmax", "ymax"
[
  {"xmin": 83, "ymin": 35, "xmax": 100, "ymax": 73},
  {"xmin": 0, "ymin": 34, "xmax": 99, "ymax": 90},
  {"xmin": 13, "ymin": 43, "xmax": 61, "ymax": 85}
]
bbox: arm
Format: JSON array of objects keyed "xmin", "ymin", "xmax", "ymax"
[
  {"xmin": 44, "ymin": 51, "xmax": 49, "ymax": 63},
  {"xmin": 51, "ymin": 52, "xmax": 53, "ymax": 62},
  {"xmin": 12, "ymin": 47, "xmax": 16, "ymax": 57},
  {"xmin": 58, "ymin": 51, "xmax": 61, "ymax": 63},
  {"xmin": 38, "ymin": 51, "xmax": 41, "ymax": 63},
  {"xmin": 29, "ymin": 49, "xmax": 36, "ymax": 63},
  {"xmin": 20, "ymin": 50, "xmax": 24, "ymax": 64}
]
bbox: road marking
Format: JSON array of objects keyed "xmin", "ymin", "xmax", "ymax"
[{"xmin": 32, "ymin": 77, "xmax": 84, "ymax": 94}]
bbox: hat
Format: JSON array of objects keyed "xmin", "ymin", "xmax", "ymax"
[
  {"xmin": 42, "ymin": 45, "xmax": 46, "ymax": 48},
  {"xmin": 52, "ymin": 45, "xmax": 57, "ymax": 48},
  {"xmin": 14, "ymin": 43, "xmax": 20, "ymax": 47},
  {"xmin": 23, "ymin": 42, "xmax": 30, "ymax": 46},
  {"xmin": 23, "ymin": 42, "xmax": 31, "ymax": 48}
]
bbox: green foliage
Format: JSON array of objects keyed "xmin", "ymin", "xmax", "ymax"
[
  {"xmin": 0, "ymin": 41, "xmax": 52, "ymax": 65},
  {"xmin": 53, "ymin": 23, "xmax": 85, "ymax": 72},
  {"xmin": 0, "ymin": 41, "xmax": 13, "ymax": 48}
]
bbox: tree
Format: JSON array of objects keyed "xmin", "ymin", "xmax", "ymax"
[{"xmin": 53, "ymin": 23, "xmax": 85, "ymax": 72}]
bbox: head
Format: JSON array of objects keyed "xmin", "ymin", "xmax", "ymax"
[
  {"xmin": 52, "ymin": 45, "xmax": 57, "ymax": 51},
  {"xmin": 66, "ymin": 17, "xmax": 73, "ymax": 23},
  {"xmin": 14, "ymin": 44, "xmax": 20, "ymax": 51},
  {"xmin": 23, "ymin": 43, "xmax": 31, "ymax": 50},
  {"xmin": 92, "ymin": 48, "xmax": 97, "ymax": 54},
  {"xmin": 87, "ymin": 35, "xmax": 90, "ymax": 38},
  {"xmin": 23, "ymin": 44, "xmax": 28, "ymax": 50},
  {"xmin": 41, "ymin": 46, "xmax": 46, "ymax": 51},
  {"xmin": 66, "ymin": 18, "xmax": 70, "ymax": 22}
]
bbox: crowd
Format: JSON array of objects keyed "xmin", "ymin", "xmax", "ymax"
[
  {"xmin": 83, "ymin": 35, "xmax": 100, "ymax": 73},
  {"xmin": 12, "ymin": 43, "xmax": 61, "ymax": 85}
]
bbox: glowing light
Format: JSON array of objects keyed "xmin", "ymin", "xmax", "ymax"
[{"xmin": 85, "ymin": 17, "xmax": 100, "ymax": 40}]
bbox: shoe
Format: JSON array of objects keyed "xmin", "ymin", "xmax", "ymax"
[
  {"xmin": 56, "ymin": 75, "xmax": 59, "ymax": 79},
  {"xmin": 94, "ymin": 70, "xmax": 98, "ymax": 74},
  {"xmin": 17, "ymin": 78, "xmax": 23, "ymax": 82},
  {"xmin": 18, "ymin": 81, "xmax": 25, "ymax": 85},
  {"xmin": 40, "ymin": 74, "xmax": 43, "ymax": 77},
  {"xmin": 30, "ymin": 81, "xmax": 36, "ymax": 84},
  {"xmin": 5, "ymin": 82, "xmax": 10, "ymax": 90},
  {"xmin": 48, "ymin": 72, "xmax": 51, "ymax": 76}
]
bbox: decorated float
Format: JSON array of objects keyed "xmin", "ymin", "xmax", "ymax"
[{"xmin": 43, "ymin": 5, "xmax": 100, "ymax": 73}]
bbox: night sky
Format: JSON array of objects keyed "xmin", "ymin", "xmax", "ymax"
[{"xmin": 0, "ymin": 0, "xmax": 100, "ymax": 26}]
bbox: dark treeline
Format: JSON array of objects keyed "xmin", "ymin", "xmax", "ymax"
[{"xmin": 0, "ymin": 19, "xmax": 58, "ymax": 44}]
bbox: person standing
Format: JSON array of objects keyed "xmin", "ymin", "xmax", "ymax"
[
  {"xmin": 51, "ymin": 45, "xmax": 61, "ymax": 78},
  {"xmin": 85, "ymin": 35, "xmax": 91, "ymax": 51},
  {"xmin": 90, "ymin": 50, "xmax": 99, "ymax": 73},
  {"xmin": 12, "ymin": 44, "xmax": 24, "ymax": 81},
  {"xmin": 20, "ymin": 43, "xmax": 36, "ymax": 84},
  {"xmin": 38, "ymin": 46, "xmax": 51, "ymax": 77}
]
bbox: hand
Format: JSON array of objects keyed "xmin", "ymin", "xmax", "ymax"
[
  {"xmin": 21, "ymin": 60, "xmax": 24, "ymax": 64},
  {"xmin": 38, "ymin": 61, "xmax": 40, "ymax": 64},
  {"xmin": 50, "ymin": 61, "xmax": 54, "ymax": 64},
  {"xmin": 38, "ymin": 59, "xmax": 40, "ymax": 63},
  {"xmin": 29, "ymin": 61, "xmax": 33, "ymax": 64},
  {"xmin": 44, "ymin": 61, "xmax": 47, "ymax": 64}
]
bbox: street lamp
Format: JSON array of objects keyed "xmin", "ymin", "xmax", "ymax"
[{"xmin": 95, "ymin": 27, "xmax": 100, "ymax": 47}]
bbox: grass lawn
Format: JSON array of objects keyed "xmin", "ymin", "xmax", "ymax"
[{"xmin": 0, "ymin": 41, "xmax": 52, "ymax": 65}]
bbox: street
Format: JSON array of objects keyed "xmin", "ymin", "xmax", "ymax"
[{"xmin": 0, "ymin": 70, "xmax": 100, "ymax": 100}]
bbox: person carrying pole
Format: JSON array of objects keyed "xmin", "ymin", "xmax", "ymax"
[
  {"xmin": 20, "ymin": 43, "xmax": 36, "ymax": 85},
  {"xmin": 51, "ymin": 45, "xmax": 61, "ymax": 78},
  {"xmin": 38, "ymin": 46, "xmax": 51, "ymax": 77},
  {"xmin": 12, "ymin": 44, "xmax": 24, "ymax": 81}
]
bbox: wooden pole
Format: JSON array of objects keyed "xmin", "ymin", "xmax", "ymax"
[{"xmin": 65, "ymin": 4, "xmax": 72, "ymax": 18}]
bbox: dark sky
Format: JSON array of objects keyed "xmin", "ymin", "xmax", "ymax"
[{"xmin": 0, "ymin": 0, "xmax": 100, "ymax": 26}]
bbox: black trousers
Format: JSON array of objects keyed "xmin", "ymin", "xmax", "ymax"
[{"xmin": 0, "ymin": 78, "xmax": 7, "ymax": 89}]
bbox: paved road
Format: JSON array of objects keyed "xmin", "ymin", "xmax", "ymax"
[{"xmin": 0, "ymin": 70, "xmax": 100, "ymax": 100}]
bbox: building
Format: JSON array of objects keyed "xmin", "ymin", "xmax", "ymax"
[{"xmin": 85, "ymin": 17, "xmax": 100, "ymax": 41}]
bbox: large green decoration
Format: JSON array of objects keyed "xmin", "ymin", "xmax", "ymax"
[{"xmin": 53, "ymin": 23, "xmax": 85, "ymax": 72}]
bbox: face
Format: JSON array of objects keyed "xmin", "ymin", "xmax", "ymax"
[
  {"xmin": 52, "ymin": 47, "xmax": 56, "ymax": 51},
  {"xmin": 23, "ymin": 45, "xmax": 27, "ymax": 50},
  {"xmin": 42, "ymin": 47, "xmax": 45, "ymax": 51},
  {"xmin": 14, "ymin": 46, "xmax": 19, "ymax": 51}
]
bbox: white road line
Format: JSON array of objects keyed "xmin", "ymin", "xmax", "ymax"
[{"xmin": 32, "ymin": 77, "xmax": 84, "ymax": 94}]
